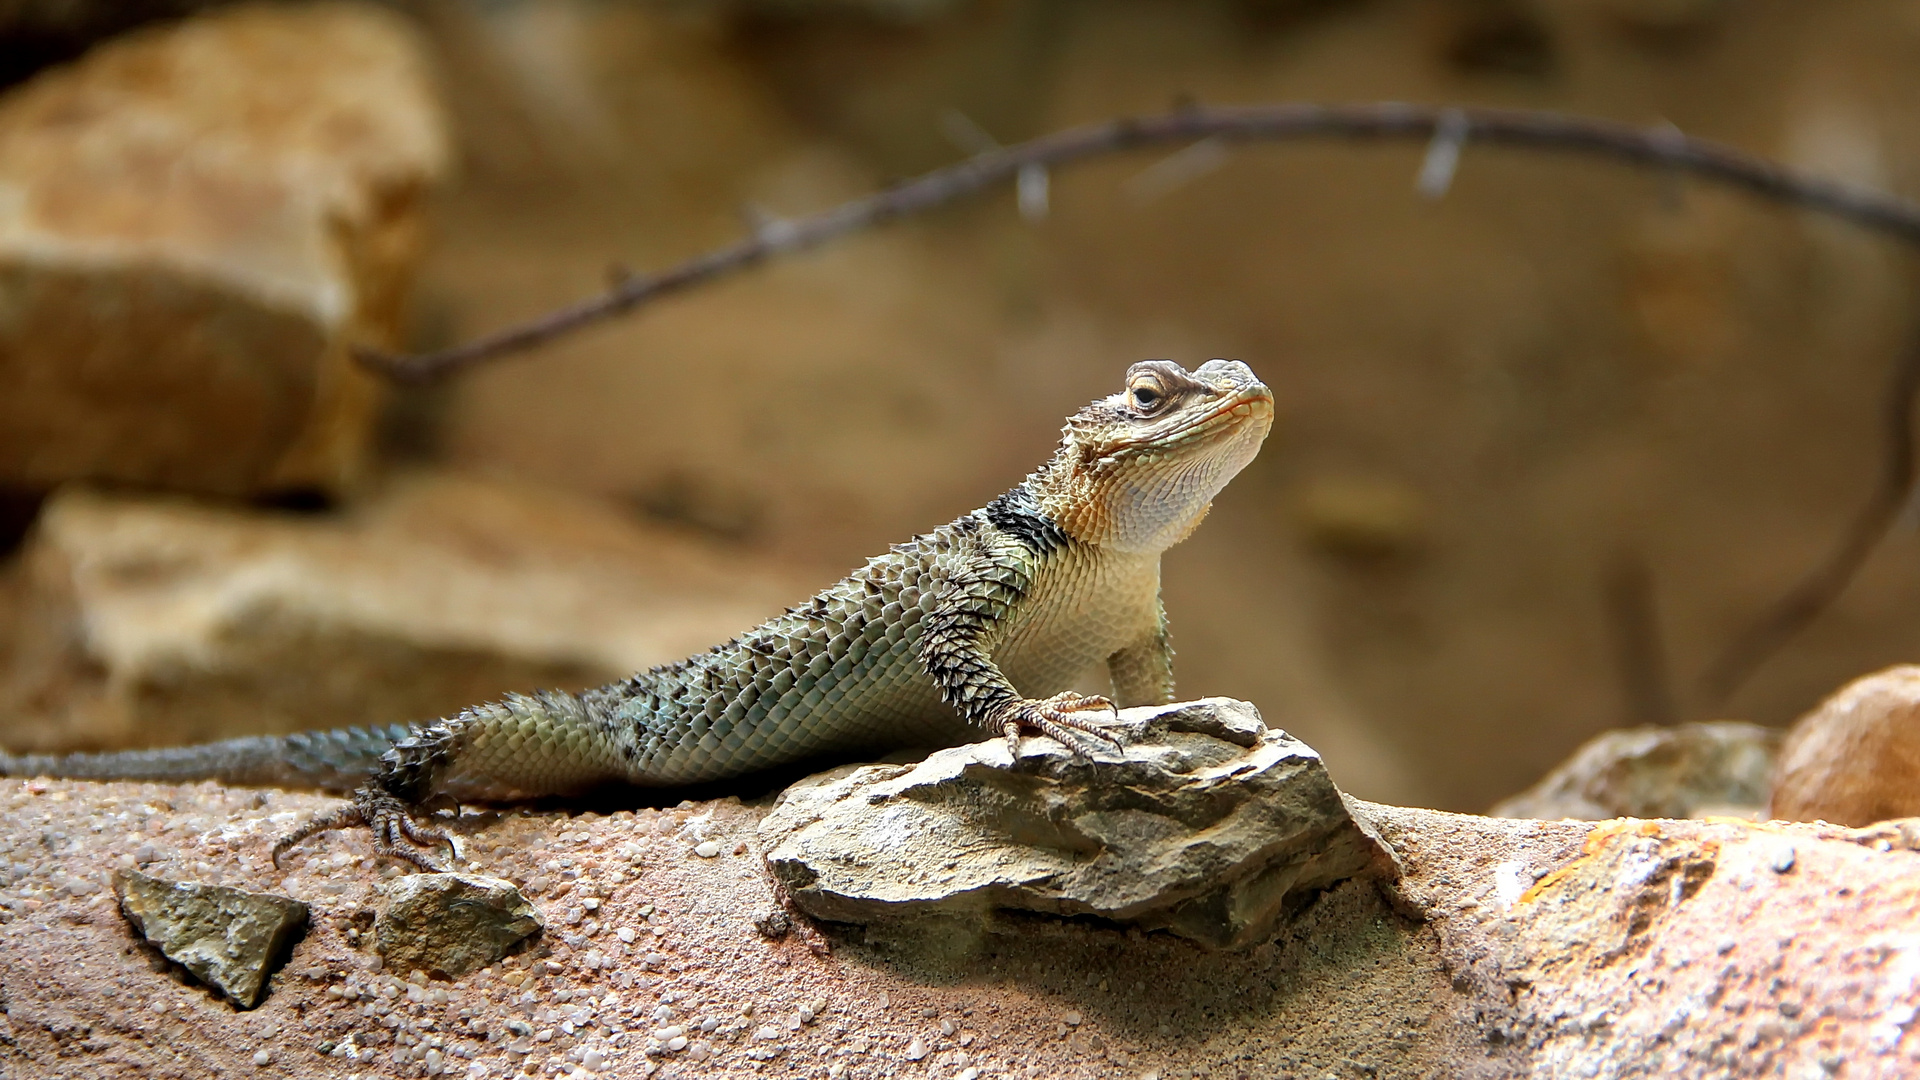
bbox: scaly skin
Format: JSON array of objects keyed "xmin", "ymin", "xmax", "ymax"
[{"xmin": 1, "ymin": 360, "xmax": 1274, "ymax": 870}]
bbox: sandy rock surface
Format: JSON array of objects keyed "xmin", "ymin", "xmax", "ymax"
[
  {"xmin": 2, "ymin": 768, "xmax": 1915, "ymax": 1078},
  {"xmin": 1363, "ymin": 804, "xmax": 1920, "ymax": 1079},
  {"xmin": 0, "ymin": 1, "xmax": 447, "ymax": 497},
  {"xmin": 0, "ymin": 474, "xmax": 813, "ymax": 754},
  {"xmin": 0, "ymin": 775, "xmax": 1483, "ymax": 1079}
]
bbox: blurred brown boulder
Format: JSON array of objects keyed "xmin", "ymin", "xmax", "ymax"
[
  {"xmin": 0, "ymin": 473, "xmax": 809, "ymax": 754},
  {"xmin": 0, "ymin": 1, "xmax": 448, "ymax": 499},
  {"xmin": 1772, "ymin": 665, "xmax": 1920, "ymax": 827},
  {"xmin": 1490, "ymin": 721, "xmax": 1780, "ymax": 821}
]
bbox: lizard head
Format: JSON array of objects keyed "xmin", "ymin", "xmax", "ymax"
[{"xmin": 1035, "ymin": 359, "xmax": 1273, "ymax": 552}]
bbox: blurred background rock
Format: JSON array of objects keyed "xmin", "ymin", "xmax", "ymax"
[{"xmin": 3, "ymin": 0, "xmax": 1919, "ymax": 811}]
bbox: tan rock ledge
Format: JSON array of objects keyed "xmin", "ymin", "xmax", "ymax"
[
  {"xmin": 1, "ymin": 761, "xmax": 1914, "ymax": 1075},
  {"xmin": 0, "ymin": 2, "xmax": 449, "ymax": 498}
]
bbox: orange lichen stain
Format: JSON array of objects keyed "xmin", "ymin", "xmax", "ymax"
[
  {"xmin": 1516, "ymin": 819, "xmax": 1719, "ymax": 907},
  {"xmin": 1517, "ymin": 820, "xmax": 1637, "ymax": 905}
]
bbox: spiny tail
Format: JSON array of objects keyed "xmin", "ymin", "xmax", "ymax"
[{"xmin": 0, "ymin": 724, "xmax": 416, "ymax": 792}]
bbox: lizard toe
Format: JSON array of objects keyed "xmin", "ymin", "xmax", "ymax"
[
  {"xmin": 270, "ymin": 784, "xmax": 452, "ymax": 873},
  {"xmin": 1003, "ymin": 693, "xmax": 1127, "ymax": 755},
  {"xmin": 271, "ymin": 803, "xmax": 364, "ymax": 869}
]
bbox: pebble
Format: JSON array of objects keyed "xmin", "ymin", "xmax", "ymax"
[
  {"xmin": 252, "ymin": 1050, "xmax": 272, "ymax": 1066},
  {"xmin": 694, "ymin": 842, "xmax": 722, "ymax": 859},
  {"xmin": 1770, "ymin": 846, "xmax": 1797, "ymax": 874},
  {"xmin": 1064, "ymin": 1011, "xmax": 1084, "ymax": 1026},
  {"xmin": 906, "ymin": 1037, "xmax": 929, "ymax": 1061}
]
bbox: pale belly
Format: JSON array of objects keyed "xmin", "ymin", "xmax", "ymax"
[{"xmin": 994, "ymin": 546, "xmax": 1163, "ymax": 695}]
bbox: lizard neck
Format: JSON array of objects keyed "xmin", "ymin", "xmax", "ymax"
[{"xmin": 1023, "ymin": 451, "xmax": 1214, "ymax": 556}]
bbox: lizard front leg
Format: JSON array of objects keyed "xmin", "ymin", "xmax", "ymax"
[
  {"xmin": 916, "ymin": 539, "xmax": 1124, "ymax": 755},
  {"xmin": 1107, "ymin": 599, "xmax": 1176, "ymax": 708}
]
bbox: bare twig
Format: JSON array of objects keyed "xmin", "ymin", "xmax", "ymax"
[
  {"xmin": 354, "ymin": 100, "xmax": 1920, "ymax": 707},
  {"xmin": 1602, "ymin": 550, "xmax": 1676, "ymax": 726},
  {"xmin": 355, "ymin": 102, "xmax": 1920, "ymax": 383},
  {"xmin": 1699, "ymin": 316, "xmax": 1920, "ymax": 707}
]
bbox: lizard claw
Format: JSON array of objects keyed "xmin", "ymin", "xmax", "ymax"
[
  {"xmin": 999, "ymin": 691, "xmax": 1126, "ymax": 758},
  {"xmin": 271, "ymin": 785, "xmax": 454, "ymax": 873}
]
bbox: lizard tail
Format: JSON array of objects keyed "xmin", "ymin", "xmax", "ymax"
[{"xmin": 0, "ymin": 724, "xmax": 415, "ymax": 792}]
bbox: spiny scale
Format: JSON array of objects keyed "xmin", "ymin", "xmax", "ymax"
[{"xmin": 1, "ymin": 360, "xmax": 1275, "ymax": 869}]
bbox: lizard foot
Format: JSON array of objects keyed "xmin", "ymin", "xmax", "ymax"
[
  {"xmin": 271, "ymin": 785, "xmax": 453, "ymax": 873},
  {"xmin": 999, "ymin": 692, "xmax": 1125, "ymax": 757}
]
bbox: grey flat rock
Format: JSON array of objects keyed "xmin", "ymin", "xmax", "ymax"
[
  {"xmin": 375, "ymin": 872, "xmax": 542, "ymax": 978},
  {"xmin": 1490, "ymin": 721, "xmax": 1780, "ymax": 821},
  {"xmin": 113, "ymin": 869, "xmax": 309, "ymax": 1008},
  {"xmin": 760, "ymin": 697, "xmax": 1389, "ymax": 950}
]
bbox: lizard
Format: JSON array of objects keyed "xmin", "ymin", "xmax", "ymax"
[{"xmin": 0, "ymin": 359, "xmax": 1274, "ymax": 872}]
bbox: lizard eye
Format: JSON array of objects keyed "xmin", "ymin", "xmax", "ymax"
[{"xmin": 1130, "ymin": 382, "xmax": 1165, "ymax": 412}]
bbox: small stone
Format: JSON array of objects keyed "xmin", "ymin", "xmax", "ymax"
[
  {"xmin": 753, "ymin": 910, "xmax": 792, "ymax": 940},
  {"xmin": 905, "ymin": 1037, "xmax": 929, "ymax": 1061},
  {"xmin": 693, "ymin": 842, "xmax": 722, "ymax": 859},
  {"xmin": 114, "ymin": 869, "xmax": 308, "ymax": 1009},
  {"xmin": 252, "ymin": 1050, "xmax": 272, "ymax": 1066},
  {"xmin": 1063, "ymin": 1012, "xmax": 1083, "ymax": 1027},
  {"xmin": 1770, "ymin": 847, "xmax": 1797, "ymax": 874},
  {"xmin": 374, "ymin": 873, "xmax": 541, "ymax": 978}
]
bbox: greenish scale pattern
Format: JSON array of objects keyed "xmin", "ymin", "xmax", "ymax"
[{"xmin": 0, "ymin": 360, "xmax": 1273, "ymax": 852}]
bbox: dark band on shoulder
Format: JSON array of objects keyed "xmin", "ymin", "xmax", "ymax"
[{"xmin": 985, "ymin": 484, "xmax": 1069, "ymax": 556}]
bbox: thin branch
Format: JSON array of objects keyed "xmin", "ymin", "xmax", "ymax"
[
  {"xmin": 1603, "ymin": 550, "xmax": 1676, "ymax": 727},
  {"xmin": 1699, "ymin": 315, "xmax": 1920, "ymax": 707},
  {"xmin": 356, "ymin": 102, "xmax": 1920, "ymax": 383}
]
